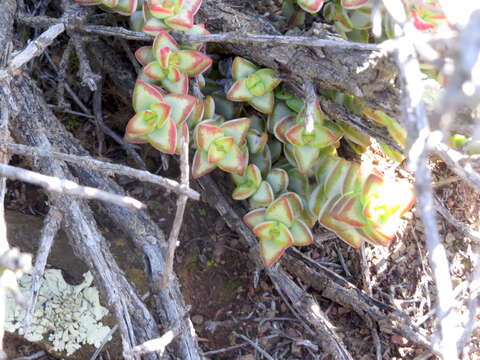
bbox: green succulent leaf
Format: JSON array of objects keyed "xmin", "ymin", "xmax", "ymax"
[
  {"xmin": 249, "ymin": 181, "xmax": 274, "ymax": 209},
  {"xmin": 232, "ymin": 57, "xmax": 258, "ymax": 81}
]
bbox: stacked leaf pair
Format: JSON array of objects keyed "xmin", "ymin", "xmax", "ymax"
[{"xmin": 309, "ymin": 155, "xmax": 415, "ymax": 248}]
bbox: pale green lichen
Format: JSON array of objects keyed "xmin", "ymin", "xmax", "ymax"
[{"xmin": 5, "ymin": 269, "xmax": 111, "ymax": 356}]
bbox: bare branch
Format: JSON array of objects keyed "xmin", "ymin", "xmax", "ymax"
[
  {"xmin": 71, "ymin": 33, "xmax": 100, "ymax": 91},
  {"xmin": 0, "ymin": 23, "xmax": 65, "ymax": 82},
  {"xmin": 1, "ymin": 142, "xmax": 200, "ymax": 200},
  {"xmin": 0, "ymin": 163, "xmax": 145, "ymax": 209},
  {"xmin": 161, "ymin": 130, "xmax": 190, "ymax": 288}
]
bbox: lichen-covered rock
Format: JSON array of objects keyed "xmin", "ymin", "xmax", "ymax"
[{"xmin": 5, "ymin": 269, "xmax": 111, "ymax": 356}]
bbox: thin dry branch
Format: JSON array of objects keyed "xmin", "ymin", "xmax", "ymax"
[
  {"xmin": 0, "ymin": 142, "xmax": 199, "ymax": 200},
  {"xmin": 0, "ymin": 163, "xmax": 145, "ymax": 209},
  {"xmin": 0, "ymin": 23, "xmax": 65, "ymax": 82},
  {"xmin": 161, "ymin": 131, "xmax": 190, "ymax": 289}
]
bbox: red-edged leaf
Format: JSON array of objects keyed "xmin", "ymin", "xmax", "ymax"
[
  {"xmin": 266, "ymin": 168, "xmax": 289, "ymax": 194},
  {"xmin": 203, "ymin": 95, "xmax": 215, "ymax": 119},
  {"xmin": 113, "ymin": 0, "xmax": 137, "ymax": 15},
  {"xmin": 187, "ymin": 98, "xmax": 205, "ymax": 128},
  {"xmin": 293, "ymin": 145, "xmax": 321, "ymax": 174},
  {"xmin": 135, "ymin": 46, "xmax": 155, "ymax": 67},
  {"xmin": 132, "ymin": 80, "xmax": 164, "ymax": 113},
  {"xmin": 249, "ymin": 181, "xmax": 274, "ymax": 209},
  {"xmin": 331, "ymin": 196, "xmax": 366, "ymax": 228},
  {"xmin": 247, "ymin": 129, "xmax": 268, "ymax": 154},
  {"xmin": 163, "ymin": 93, "xmax": 196, "ymax": 125},
  {"xmin": 149, "ymin": 102, "xmax": 171, "ymax": 128},
  {"xmin": 273, "ymin": 116, "xmax": 296, "ymax": 144},
  {"xmin": 297, "ymin": 0, "xmax": 324, "ymax": 13},
  {"xmin": 208, "ymin": 136, "xmax": 235, "ymax": 163},
  {"xmin": 279, "ymin": 192, "xmax": 304, "ymax": 217},
  {"xmin": 143, "ymin": 61, "xmax": 167, "ymax": 81},
  {"xmin": 160, "ymin": 72, "xmax": 189, "ymax": 94},
  {"xmin": 336, "ymin": 229, "xmax": 368, "ymax": 248},
  {"xmin": 220, "ymin": 117, "xmax": 251, "ymax": 145},
  {"xmin": 285, "ymin": 123, "xmax": 305, "ymax": 146},
  {"xmin": 124, "ymin": 132, "xmax": 148, "ymax": 144},
  {"xmin": 174, "ymin": 50, "xmax": 213, "ymax": 76},
  {"xmin": 256, "ymin": 69, "xmax": 281, "ymax": 92},
  {"xmin": 142, "ymin": 17, "xmax": 169, "ymax": 36},
  {"xmin": 153, "ymin": 31, "xmax": 179, "ymax": 57},
  {"xmin": 164, "ymin": 10, "xmax": 194, "ymax": 30},
  {"xmin": 226, "ymin": 79, "xmax": 254, "ymax": 102},
  {"xmin": 183, "ymin": 0, "xmax": 202, "ymax": 14},
  {"xmin": 216, "ymin": 144, "xmax": 248, "ymax": 176},
  {"xmin": 249, "ymin": 92, "xmax": 275, "ymax": 114},
  {"xmin": 192, "ymin": 150, "xmax": 216, "ymax": 179},
  {"xmin": 232, "ymin": 57, "xmax": 258, "ymax": 81},
  {"xmin": 341, "ymin": 0, "xmax": 370, "ymax": 9},
  {"xmin": 265, "ymin": 196, "xmax": 295, "ymax": 227},
  {"xmin": 75, "ymin": 0, "xmax": 101, "ymax": 5},
  {"xmin": 195, "ymin": 121, "xmax": 224, "ymax": 151},
  {"xmin": 125, "ymin": 109, "xmax": 157, "ymax": 135},
  {"xmin": 253, "ymin": 221, "xmax": 293, "ymax": 266},
  {"xmin": 149, "ymin": 3, "xmax": 175, "ymax": 18},
  {"xmin": 147, "ymin": 118, "xmax": 177, "ymax": 154},
  {"xmin": 290, "ymin": 219, "xmax": 314, "ymax": 246},
  {"xmin": 243, "ymin": 208, "xmax": 266, "ymax": 229}
]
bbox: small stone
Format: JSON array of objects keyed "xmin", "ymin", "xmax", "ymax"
[
  {"xmin": 191, "ymin": 314, "xmax": 204, "ymax": 325},
  {"xmin": 391, "ymin": 335, "xmax": 409, "ymax": 346}
]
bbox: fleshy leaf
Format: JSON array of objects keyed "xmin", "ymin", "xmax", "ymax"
[
  {"xmin": 254, "ymin": 221, "xmax": 293, "ymax": 266},
  {"xmin": 164, "ymin": 10, "xmax": 195, "ymax": 30},
  {"xmin": 174, "ymin": 50, "xmax": 213, "ymax": 76},
  {"xmin": 149, "ymin": 3, "xmax": 175, "ymax": 18},
  {"xmin": 266, "ymin": 168, "xmax": 289, "ymax": 194},
  {"xmin": 293, "ymin": 145, "xmax": 321, "ymax": 174},
  {"xmin": 147, "ymin": 118, "xmax": 177, "ymax": 154},
  {"xmin": 273, "ymin": 116, "xmax": 296, "ymax": 144},
  {"xmin": 249, "ymin": 181, "xmax": 274, "ymax": 209},
  {"xmin": 226, "ymin": 79, "xmax": 254, "ymax": 102},
  {"xmin": 255, "ymin": 69, "xmax": 282, "ymax": 92},
  {"xmin": 192, "ymin": 150, "xmax": 216, "ymax": 179},
  {"xmin": 160, "ymin": 72, "xmax": 189, "ymax": 94},
  {"xmin": 203, "ymin": 96, "xmax": 215, "ymax": 120},
  {"xmin": 114, "ymin": 0, "xmax": 137, "ymax": 15},
  {"xmin": 144, "ymin": 61, "xmax": 167, "ymax": 80},
  {"xmin": 267, "ymin": 101, "xmax": 293, "ymax": 133},
  {"xmin": 220, "ymin": 117, "xmax": 251, "ymax": 145},
  {"xmin": 216, "ymin": 144, "xmax": 248, "ymax": 176},
  {"xmin": 278, "ymin": 192, "xmax": 304, "ymax": 218},
  {"xmin": 341, "ymin": 0, "xmax": 370, "ymax": 9},
  {"xmin": 297, "ymin": 0, "xmax": 324, "ymax": 13},
  {"xmin": 249, "ymin": 91, "xmax": 275, "ymax": 114},
  {"xmin": 153, "ymin": 31, "xmax": 179, "ymax": 56},
  {"xmin": 195, "ymin": 121, "xmax": 224, "ymax": 151},
  {"xmin": 285, "ymin": 123, "xmax": 305, "ymax": 146},
  {"xmin": 265, "ymin": 196, "xmax": 295, "ymax": 227},
  {"xmin": 289, "ymin": 219, "xmax": 314, "ymax": 246},
  {"xmin": 132, "ymin": 80, "xmax": 164, "ymax": 113},
  {"xmin": 232, "ymin": 57, "xmax": 258, "ymax": 81},
  {"xmin": 125, "ymin": 110, "xmax": 158, "ymax": 136},
  {"xmin": 247, "ymin": 129, "xmax": 268, "ymax": 154},
  {"xmin": 163, "ymin": 94, "xmax": 196, "ymax": 125},
  {"xmin": 135, "ymin": 46, "xmax": 155, "ymax": 66},
  {"xmin": 208, "ymin": 136, "xmax": 235, "ymax": 163},
  {"xmin": 243, "ymin": 208, "xmax": 266, "ymax": 229}
]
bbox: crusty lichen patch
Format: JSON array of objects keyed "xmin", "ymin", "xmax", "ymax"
[{"xmin": 5, "ymin": 269, "xmax": 111, "ymax": 356}]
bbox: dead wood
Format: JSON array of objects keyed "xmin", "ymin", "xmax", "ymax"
[
  {"xmin": 197, "ymin": 0, "xmax": 400, "ymax": 118},
  {"xmin": 4, "ymin": 74, "xmax": 203, "ymax": 359},
  {"xmin": 197, "ymin": 175, "xmax": 354, "ymax": 360}
]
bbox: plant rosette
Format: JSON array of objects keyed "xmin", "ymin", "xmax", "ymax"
[
  {"xmin": 124, "ymin": 80, "xmax": 196, "ymax": 154},
  {"xmin": 192, "ymin": 117, "xmax": 251, "ymax": 178},
  {"xmin": 226, "ymin": 57, "xmax": 282, "ymax": 115},
  {"xmin": 75, "ymin": 0, "xmax": 138, "ymax": 15},
  {"xmin": 244, "ymin": 192, "xmax": 314, "ymax": 266},
  {"xmin": 309, "ymin": 155, "xmax": 415, "ymax": 248},
  {"xmin": 142, "ymin": 0, "xmax": 202, "ymax": 33},
  {"xmin": 136, "ymin": 31, "xmax": 212, "ymax": 94}
]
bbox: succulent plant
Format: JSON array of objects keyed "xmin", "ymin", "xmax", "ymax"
[
  {"xmin": 75, "ymin": 0, "xmax": 138, "ymax": 15},
  {"xmin": 136, "ymin": 31, "xmax": 212, "ymax": 94},
  {"xmin": 142, "ymin": 0, "xmax": 202, "ymax": 33},
  {"xmin": 227, "ymin": 57, "xmax": 282, "ymax": 115},
  {"xmin": 244, "ymin": 192, "xmax": 314, "ymax": 266},
  {"xmin": 309, "ymin": 154, "xmax": 415, "ymax": 248},
  {"xmin": 124, "ymin": 80, "xmax": 196, "ymax": 154},
  {"xmin": 231, "ymin": 164, "xmax": 275, "ymax": 209},
  {"xmin": 192, "ymin": 118, "xmax": 251, "ymax": 178},
  {"xmin": 296, "ymin": 0, "xmax": 324, "ymax": 14}
]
